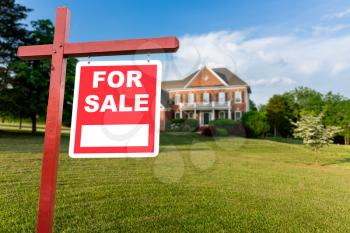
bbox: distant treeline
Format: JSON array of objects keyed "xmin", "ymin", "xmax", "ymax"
[{"xmin": 242, "ymin": 87, "xmax": 350, "ymax": 145}]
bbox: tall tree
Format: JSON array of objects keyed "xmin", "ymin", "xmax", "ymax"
[
  {"xmin": 242, "ymin": 111, "xmax": 270, "ymax": 138},
  {"xmin": 266, "ymin": 95, "xmax": 293, "ymax": 137},
  {"xmin": 6, "ymin": 19, "xmax": 77, "ymax": 133},
  {"xmin": 283, "ymin": 87, "xmax": 324, "ymax": 120},
  {"xmin": 0, "ymin": 0, "xmax": 31, "ymax": 90},
  {"xmin": 323, "ymin": 100, "xmax": 350, "ymax": 145}
]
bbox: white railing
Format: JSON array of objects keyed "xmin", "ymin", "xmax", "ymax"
[{"xmin": 180, "ymin": 101, "xmax": 231, "ymax": 109}]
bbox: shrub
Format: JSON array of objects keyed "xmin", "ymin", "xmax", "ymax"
[
  {"xmin": 169, "ymin": 118, "xmax": 198, "ymax": 132},
  {"xmin": 200, "ymin": 126, "xmax": 215, "ymax": 137},
  {"xmin": 183, "ymin": 119, "xmax": 198, "ymax": 132},
  {"xmin": 208, "ymin": 119, "xmax": 239, "ymax": 135},
  {"xmin": 242, "ymin": 111, "xmax": 270, "ymax": 138},
  {"xmin": 216, "ymin": 128, "xmax": 229, "ymax": 137},
  {"xmin": 208, "ymin": 119, "xmax": 237, "ymax": 127},
  {"xmin": 171, "ymin": 118, "xmax": 185, "ymax": 124}
]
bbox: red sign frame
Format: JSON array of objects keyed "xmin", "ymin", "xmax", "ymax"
[{"xmin": 69, "ymin": 60, "xmax": 161, "ymax": 158}]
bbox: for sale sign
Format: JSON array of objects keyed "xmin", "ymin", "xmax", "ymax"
[{"xmin": 69, "ymin": 60, "xmax": 161, "ymax": 158}]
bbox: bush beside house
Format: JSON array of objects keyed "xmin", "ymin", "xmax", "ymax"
[
  {"xmin": 199, "ymin": 119, "xmax": 246, "ymax": 137},
  {"xmin": 169, "ymin": 118, "xmax": 198, "ymax": 132}
]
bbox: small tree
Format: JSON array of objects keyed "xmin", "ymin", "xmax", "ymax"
[{"xmin": 292, "ymin": 113, "xmax": 342, "ymax": 164}]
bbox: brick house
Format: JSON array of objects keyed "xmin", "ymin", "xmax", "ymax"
[{"xmin": 159, "ymin": 66, "xmax": 251, "ymax": 130}]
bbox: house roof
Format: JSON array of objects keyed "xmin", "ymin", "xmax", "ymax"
[
  {"xmin": 161, "ymin": 70, "xmax": 197, "ymax": 89},
  {"xmin": 162, "ymin": 67, "xmax": 249, "ymax": 90}
]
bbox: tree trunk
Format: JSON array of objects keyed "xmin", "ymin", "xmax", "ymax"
[
  {"xmin": 314, "ymin": 149, "xmax": 319, "ymax": 165},
  {"xmin": 31, "ymin": 114, "xmax": 37, "ymax": 134},
  {"xmin": 345, "ymin": 135, "xmax": 349, "ymax": 145},
  {"xmin": 19, "ymin": 117, "xmax": 22, "ymax": 129},
  {"xmin": 274, "ymin": 125, "xmax": 277, "ymax": 137}
]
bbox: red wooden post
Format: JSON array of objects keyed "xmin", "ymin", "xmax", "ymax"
[
  {"xmin": 36, "ymin": 7, "xmax": 70, "ymax": 233},
  {"xmin": 16, "ymin": 6, "xmax": 179, "ymax": 233}
]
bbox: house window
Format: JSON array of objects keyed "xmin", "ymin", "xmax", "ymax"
[
  {"xmin": 187, "ymin": 93, "xmax": 194, "ymax": 104},
  {"xmin": 218, "ymin": 92, "xmax": 226, "ymax": 103},
  {"xmin": 234, "ymin": 91, "xmax": 242, "ymax": 103},
  {"xmin": 188, "ymin": 112, "xmax": 195, "ymax": 119},
  {"xmin": 175, "ymin": 112, "xmax": 181, "ymax": 119},
  {"xmin": 219, "ymin": 111, "xmax": 226, "ymax": 119},
  {"xmin": 235, "ymin": 111, "xmax": 242, "ymax": 120},
  {"xmin": 175, "ymin": 94, "xmax": 181, "ymax": 104},
  {"xmin": 202, "ymin": 93, "xmax": 210, "ymax": 104}
]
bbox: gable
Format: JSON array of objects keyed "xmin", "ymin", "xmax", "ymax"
[{"xmin": 187, "ymin": 67, "xmax": 226, "ymax": 88}]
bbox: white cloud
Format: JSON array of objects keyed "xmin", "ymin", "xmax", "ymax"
[
  {"xmin": 323, "ymin": 8, "xmax": 350, "ymax": 20},
  {"xmin": 247, "ymin": 77, "xmax": 295, "ymax": 87},
  {"xmin": 312, "ymin": 24, "xmax": 350, "ymax": 35},
  {"xmin": 164, "ymin": 30, "xmax": 350, "ymax": 104}
]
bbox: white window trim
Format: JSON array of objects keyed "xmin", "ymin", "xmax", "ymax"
[
  {"xmin": 188, "ymin": 112, "xmax": 195, "ymax": 119},
  {"xmin": 218, "ymin": 92, "xmax": 226, "ymax": 103},
  {"xmin": 188, "ymin": 93, "xmax": 194, "ymax": 104},
  {"xmin": 219, "ymin": 111, "xmax": 226, "ymax": 119},
  {"xmin": 234, "ymin": 91, "xmax": 242, "ymax": 103},
  {"xmin": 175, "ymin": 94, "xmax": 181, "ymax": 104},
  {"xmin": 202, "ymin": 92, "xmax": 210, "ymax": 104},
  {"xmin": 235, "ymin": 111, "xmax": 242, "ymax": 120}
]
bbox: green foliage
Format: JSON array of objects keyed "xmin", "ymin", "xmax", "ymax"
[
  {"xmin": 0, "ymin": 18, "xmax": 77, "ymax": 131},
  {"xmin": 292, "ymin": 113, "xmax": 342, "ymax": 154},
  {"xmin": 208, "ymin": 119, "xmax": 243, "ymax": 136},
  {"xmin": 322, "ymin": 99, "xmax": 350, "ymax": 145},
  {"xmin": 215, "ymin": 128, "xmax": 229, "ymax": 137},
  {"xmin": 183, "ymin": 119, "xmax": 198, "ymax": 131},
  {"xmin": 249, "ymin": 99, "xmax": 258, "ymax": 112},
  {"xmin": 208, "ymin": 119, "xmax": 237, "ymax": 127},
  {"xmin": 170, "ymin": 118, "xmax": 185, "ymax": 124},
  {"xmin": 3, "ymin": 132, "xmax": 350, "ymax": 232},
  {"xmin": 0, "ymin": 0, "xmax": 31, "ymax": 66},
  {"xmin": 266, "ymin": 95, "xmax": 293, "ymax": 137},
  {"xmin": 283, "ymin": 87, "xmax": 324, "ymax": 117},
  {"xmin": 242, "ymin": 111, "xmax": 270, "ymax": 137},
  {"xmin": 169, "ymin": 118, "xmax": 198, "ymax": 132}
]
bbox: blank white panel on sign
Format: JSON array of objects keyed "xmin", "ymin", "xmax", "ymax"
[{"xmin": 80, "ymin": 124, "xmax": 149, "ymax": 147}]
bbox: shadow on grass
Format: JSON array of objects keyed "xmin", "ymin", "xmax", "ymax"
[
  {"xmin": 0, "ymin": 130, "xmax": 70, "ymax": 154},
  {"xmin": 0, "ymin": 130, "xmax": 215, "ymax": 154},
  {"xmin": 160, "ymin": 132, "xmax": 214, "ymax": 146},
  {"xmin": 265, "ymin": 136, "xmax": 303, "ymax": 145},
  {"xmin": 322, "ymin": 157, "xmax": 350, "ymax": 166}
]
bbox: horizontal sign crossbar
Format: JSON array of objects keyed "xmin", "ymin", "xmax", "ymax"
[{"xmin": 17, "ymin": 37, "xmax": 179, "ymax": 60}]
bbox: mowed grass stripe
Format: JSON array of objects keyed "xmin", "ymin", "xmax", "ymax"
[{"xmin": 1, "ymin": 132, "xmax": 350, "ymax": 232}]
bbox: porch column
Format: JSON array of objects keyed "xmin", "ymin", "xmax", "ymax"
[
  {"xmin": 194, "ymin": 102, "xmax": 197, "ymax": 119},
  {"xmin": 228, "ymin": 100, "xmax": 232, "ymax": 119},
  {"xmin": 179, "ymin": 103, "xmax": 183, "ymax": 118},
  {"xmin": 212, "ymin": 109, "xmax": 215, "ymax": 120}
]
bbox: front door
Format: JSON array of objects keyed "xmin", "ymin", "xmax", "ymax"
[{"xmin": 203, "ymin": 112, "xmax": 210, "ymax": 125}]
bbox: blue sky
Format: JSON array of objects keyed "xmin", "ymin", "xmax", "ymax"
[{"xmin": 19, "ymin": 0, "xmax": 350, "ymax": 104}]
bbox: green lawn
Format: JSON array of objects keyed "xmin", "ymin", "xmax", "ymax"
[{"xmin": 1, "ymin": 131, "xmax": 350, "ymax": 232}]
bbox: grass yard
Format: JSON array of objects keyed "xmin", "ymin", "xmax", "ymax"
[{"xmin": 1, "ymin": 130, "xmax": 350, "ymax": 232}]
